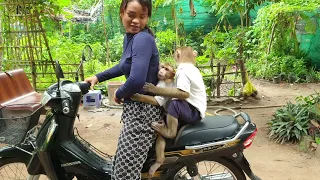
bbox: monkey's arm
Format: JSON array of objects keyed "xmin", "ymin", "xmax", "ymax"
[
  {"xmin": 143, "ymin": 83, "xmax": 189, "ymax": 100},
  {"xmin": 131, "ymin": 94, "xmax": 160, "ymax": 106}
]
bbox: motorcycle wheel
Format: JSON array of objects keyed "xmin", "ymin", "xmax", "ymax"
[
  {"xmin": 0, "ymin": 158, "xmax": 49, "ymax": 180},
  {"xmin": 167, "ymin": 158, "xmax": 246, "ymax": 180}
]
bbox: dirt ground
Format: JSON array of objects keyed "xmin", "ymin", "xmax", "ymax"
[{"xmin": 73, "ymin": 79, "xmax": 320, "ymax": 180}]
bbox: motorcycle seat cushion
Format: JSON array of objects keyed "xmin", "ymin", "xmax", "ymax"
[{"xmin": 174, "ymin": 115, "xmax": 240, "ymax": 146}]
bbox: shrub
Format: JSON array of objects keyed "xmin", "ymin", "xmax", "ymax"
[{"xmin": 268, "ymin": 102, "xmax": 310, "ymax": 144}]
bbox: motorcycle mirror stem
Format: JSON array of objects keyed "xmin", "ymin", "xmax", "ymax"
[
  {"xmin": 55, "ymin": 60, "xmax": 65, "ymax": 97},
  {"xmin": 75, "ymin": 45, "xmax": 92, "ymax": 82}
]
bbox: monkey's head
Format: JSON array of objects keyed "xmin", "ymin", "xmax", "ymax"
[
  {"xmin": 174, "ymin": 46, "xmax": 197, "ymax": 65},
  {"xmin": 158, "ymin": 63, "xmax": 175, "ymax": 82}
]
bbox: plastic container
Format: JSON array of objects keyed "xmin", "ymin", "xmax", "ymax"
[{"xmin": 83, "ymin": 90, "xmax": 102, "ymax": 108}]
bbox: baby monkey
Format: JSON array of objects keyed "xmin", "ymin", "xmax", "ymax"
[
  {"xmin": 135, "ymin": 47, "xmax": 207, "ymax": 178},
  {"xmin": 144, "ymin": 46, "xmax": 206, "ymax": 140},
  {"xmin": 131, "ymin": 63, "xmax": 175, "ymax": 177}
]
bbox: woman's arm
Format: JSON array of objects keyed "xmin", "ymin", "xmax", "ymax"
[
  {"xmin": 95, "ymin": 64, "xmax": 124, "ymax": 83},
  {"xmin": 115, "ymin": 33, "xmax": 154, "ymax": 99}
]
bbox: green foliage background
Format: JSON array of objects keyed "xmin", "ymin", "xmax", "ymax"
[{"xmin": 1, "ymin": 0, "xmax": 320, "ymax": 90}]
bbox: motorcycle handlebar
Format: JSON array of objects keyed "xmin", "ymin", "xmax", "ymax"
[{"xmin": 77, "ymin": 81, "xmax": 91, "ymax": 95}]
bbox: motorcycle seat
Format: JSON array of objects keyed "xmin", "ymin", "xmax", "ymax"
[{"xmin": 174, "ymin": 115, "xmax": 240, "ymax": 146}]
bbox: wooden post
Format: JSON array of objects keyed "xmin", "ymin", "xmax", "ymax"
[
  {"xmin": 209, "ymin": 54, "xmax": 215, "ymax": 97},
  {"xmin": 216, "ymin": 62, "xmax": 221, "ymax": 98},
  {"xmin": 220, "ymin": 64, "xmax": 226, "ymax": 83},
  {"xmin": 80, "ymin": 62, "xmax": 85, "ymax": 81},
  {"xmin": 238, "ymin": 59, "xmax": 247, "ymax": 86}
]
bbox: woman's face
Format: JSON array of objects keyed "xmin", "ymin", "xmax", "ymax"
[{"xmin": 120, "ymin": 1, "xmax": 149, "ymax": 34}]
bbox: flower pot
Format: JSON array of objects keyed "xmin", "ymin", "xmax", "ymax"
[
  {"xmin": 107, "ymin": 81, "xmax": 124, "ymax": 106},
  {"xmin": 299, "ymin": 74, "xmax": 306, "ymax": 80},
  {"xmin": 288, "ymin": 75, "xmax": 296, "ymax": 83},
  {"xmin": 306, "ymin": 75, "xmax": 316, "ymax": 83},
  {"xmin": 280, "ymin": 74, "xmax": 286, "ymax": 81},
  {"xmin": 273, "ymin": 76, "xmax": 281, "ymax": 84}
]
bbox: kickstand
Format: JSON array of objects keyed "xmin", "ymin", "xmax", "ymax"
[{"xmin": 77, "ymin": 114, "xmax": 80, "ymax": 122}]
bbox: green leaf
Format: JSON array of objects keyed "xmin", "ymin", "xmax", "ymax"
[{"xmin": 305, "ymin": 19, "xmax": 317, "ymax": 33}]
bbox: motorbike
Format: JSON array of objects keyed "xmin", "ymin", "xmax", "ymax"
[{"xmin": 0, "ymin": 46, "xmax": 261, "ymax": 180}]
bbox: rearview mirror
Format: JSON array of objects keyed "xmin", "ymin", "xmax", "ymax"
[
  {"xmin": 82, "ymin": 45, "xmax": 92, "ymax": 62},
  {"xmin": 76, "ymin": 45, "xmax": 92, "ymax": 82},
  {"xmin": 55, "ymin": 60, "xmax": 65, "ymax": 79}
]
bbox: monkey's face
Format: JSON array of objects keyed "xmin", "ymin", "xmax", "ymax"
[{"xmin": 158, "ymin": 64, "xmax": 175, "ymax": 81}]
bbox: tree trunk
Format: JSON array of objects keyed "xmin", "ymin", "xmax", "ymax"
[
  {"xmin": 189, "ymin": 0, "xmax": 196, "ymax": 17},
  {"xmin": 172, "ymin": 0, "xmax": 179, "ymax": 47},
  {"xmin": 101, "ymin": 0, "xmax": 110, "ymax": 65},
  {"xmin": 69, "ymin": 23, "xmax": 72, "ymax": 39}
]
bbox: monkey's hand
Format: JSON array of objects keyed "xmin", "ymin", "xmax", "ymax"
[
  {"xmin": 130, "ymin": 93, "xmax": 142, "ymax": 102},
  {"xmin": 130, "ymin": 93, "xmax": 160, "ymax": 106},
  {"xmin": 143, "ymin": 83, "xmax": 159, "ymax": 93},
  {"xmin": 144, "ymin": 83, "xmax": 189, "ymax": 100}
]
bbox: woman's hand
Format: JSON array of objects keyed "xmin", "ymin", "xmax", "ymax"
[
  {"xmin": 114, "ymin": 88, "xmax": 124, "ymax": 104},
  {"xmin": 143, "ymin": 83, "xmax": 157, "ymax": 93},
  {"xmin": 84, "ymin": 76, "xmax": 99, "ymax": 90}
]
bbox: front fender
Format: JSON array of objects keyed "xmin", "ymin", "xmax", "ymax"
[{"xmin": 0, "ymin": 144, "xmax": 34, "ymax": 166}]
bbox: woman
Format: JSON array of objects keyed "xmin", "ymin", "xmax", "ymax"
[{"xmin": 85, "ymin": 0, "xmax": 162, "ymax": 179}]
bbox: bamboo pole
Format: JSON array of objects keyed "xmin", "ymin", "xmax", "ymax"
[
  {"xmin": 31, "ymin": 8, "xmax": 41, "ymax": 72},
  {"xmin": 267, "ymin": 22, "xmax": 277, "ymax": 55},
  {"xmin": 0, "ymin": 6, "xmax": 3, "ymax": 70},
  {"xmin": 6, "ymin": 0, "xmax": 11, "ymax": 65},
  {"xmin": 22, "ymin": 0, "xmax": 37, "ymax": 90},
  {"xmin": 35, "ymin": 10, "xmax": 55, "ymax": 70},
  {"xmin": 13, "ymin": 3, "xmax": 18, "ymax": 69}
]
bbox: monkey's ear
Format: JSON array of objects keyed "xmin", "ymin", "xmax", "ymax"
[
  {"xmin": 193, "ymin": 50, "xmax": 198, "ymax": 57},
  {"xmin": 176, "ymin": 50, "xmax": 181, "ymax": 59},
  {"xmin": 171, "ymin": 71, "xmax": 176, "ymax": 79}
]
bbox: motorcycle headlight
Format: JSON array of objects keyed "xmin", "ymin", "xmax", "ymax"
[{"xmin": 41, "ymin": 91, "xmax": 51, "ymax": 105}]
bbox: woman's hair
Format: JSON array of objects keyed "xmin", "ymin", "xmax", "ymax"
[{"xmin": 119, "ymin": 0, "xmax": 154, "ymax": 36}]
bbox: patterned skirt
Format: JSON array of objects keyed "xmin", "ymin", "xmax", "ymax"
[{"xmin": 112, "ymin": 101, "xmax": 163, "ymax": 180}]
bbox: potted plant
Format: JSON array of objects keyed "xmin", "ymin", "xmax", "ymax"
[
  {"xmin": 280, "ymin": 72, "xmax": 286, "ymax": 81},
  {"xmin": 273, "ymin": 75, "xmax": 281, "ymax": 84},
  {"xmin": 306, "ymin": 67, "xmax": 318, "ymax": 83},
  {"xmin": 288, "ymin": 73, "xmax": 296, "ymax": 83}
]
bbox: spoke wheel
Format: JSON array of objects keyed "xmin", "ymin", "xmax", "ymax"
[
  {"xmin": 171, "ymin": 158, "xmax": 245, "ymax": 180},
  {"xmin": 0, "ymin": 162, "xmax": 49, "ymax": 180}
]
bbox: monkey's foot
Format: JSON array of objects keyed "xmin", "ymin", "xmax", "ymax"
[
  {"xmin": 151, "ymin": 122, "xmax": 175, "ymax": 138},
  {"xmin": 148, "ymin": 161, "xmax": 162, "ymax": 178}
]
